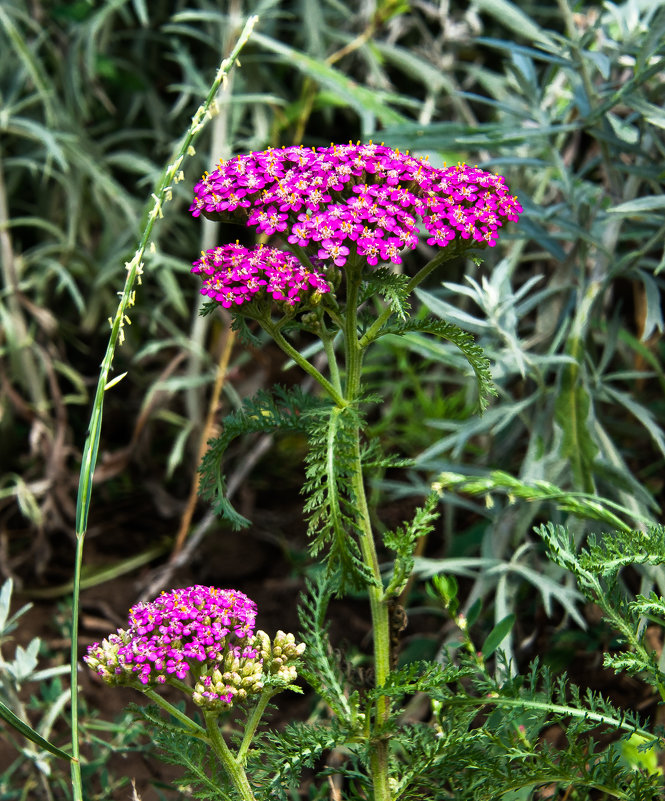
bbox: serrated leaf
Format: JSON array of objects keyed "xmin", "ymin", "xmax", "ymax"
[
  {"xmin": 303, "ymin": 405, "xmax": 376, "ymax": 589},
  {"xmin": 363, "ymin": 268, "xmax": 411, "ymax": 320},
  {"xmin": 199, "ymin": 386, "xmax": 328, "ymax": 528},
  {"xmin": 379, "ymin": 316, "xmax": 496, "ymax": 412}
]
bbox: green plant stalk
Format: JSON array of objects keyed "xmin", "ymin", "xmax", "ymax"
[
  {"xmin": 205, "ymin": 711, "xmax": 257, "ymax": 801},
  {"xmin": 263, "ymin": 319, "xmax": 347, "ymax": 407},
  {"xmin": 330, "ymin": 250, "xmax": 474, "ymax": 801},
  {"xmin": 237, "ymin": 687, "xmax": 276, "ymax": 763},
  {"xmin": 448, "ymin": 693, "xmax": 661, "ymax": 745},
  {"xmin": 343, "ymin": 264, "xmax": 392, "ymax": 801},
  {"xmin": 142, "ymin": 688, "xmax": 208, "ymax": 740},
  {"xmin": 351, "ymin": 430, "xmax": 392, "ymax": 801},
  {"xmin": 69, "ymin": 532, "xmax": 84, "ymax": 799},
  {"xmin": 576, "ymin": 573, "xmax": 665, "ymax": 703},
  {"xmin": 68, "ymin": 17, "xmax": 259, "ymax": 800},
  {"xmin": 319, "ymin": 317, "xmax": 344, "ymax": 397}
]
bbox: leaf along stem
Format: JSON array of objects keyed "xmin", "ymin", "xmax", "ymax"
[{"xmin": 359, "ymin": 245, "xmax": 468, "ymax": 348}]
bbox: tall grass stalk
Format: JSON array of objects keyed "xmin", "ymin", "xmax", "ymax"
[{"xmin": 69, "ymin": 16, "xmax": 258, "ymax": 797}]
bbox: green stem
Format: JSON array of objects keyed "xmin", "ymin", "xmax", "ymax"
[
  {"xmin": 359, "ymin": 247, "xmax": 466, "ymax": 348},
  {"xmin": 343, "ymin": 266, "xmax": 392, "ymax": 801},
  {"xmin": 351, "ymin": 430, "xmax": 392, "ymax": 801},
  {"xmin": 320, "ymin": 319, "xmax": 343, "ymax": 397},
  {"xmin": 343, "ymin": 266, "xmax": 363, "ymax": 399},
  {"xmin": 69, "ymin": 535, "xmax": 83, "ymax": 799},
  {"xmin": 237, "ymin": 688, "xmax": 274, "ymax": 764},
  {"xmin": 205, "ymin": 712, "xmax": 257, "ymax": 801},
  {"xmin": 447, "ymin": 692, "xmax": 660, "ymax": 745},
  {"xmin": 142, "ymin": 689, "xmax": 208, "ymax": 740},
  {"xmin": 263, "ymin": 320, "xmax": 347, "ymax": 407}
]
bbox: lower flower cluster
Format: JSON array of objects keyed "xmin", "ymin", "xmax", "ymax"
[
  {"xmin": 84, "ymin": 586, "xmax": 305, "ymax": 712},
  {"xmin": 192, "ymin": 242, "xmax": 330, "ymax": 309}
]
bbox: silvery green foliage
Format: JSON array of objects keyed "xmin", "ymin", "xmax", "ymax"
[
  {"xmin": 0, "ymin": 580, "xmax": 69, "ymax": 779},
  {"xmin": 372, "ymin": 0, "xmax": 665, "ymax": 670}
]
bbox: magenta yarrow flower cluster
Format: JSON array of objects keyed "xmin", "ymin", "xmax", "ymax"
[
  {"xmin": 85, "ymin": 586, "xmax": 303, "ymax": 710},
  {"xmin": 192, "ymin": 242, "xmax": 331, "ymax": 309},
  {"xmin": 190, "ymin": 142, "xmax": 522, "ymax": 310}
]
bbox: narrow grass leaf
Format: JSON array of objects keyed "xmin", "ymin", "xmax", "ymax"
[
  {"xmin": 251, "ymin": 31, "xmax": 408, "ymax": 128},
  {"xmin": 0, "ymin": 700, "xmax": 72, "ymax": 762},
  {"xmin": 481, "ymin": 613, "xmax": 515, "ymax": 659},
  {"xmin": 474, "ymin": 0, "xmax": 556, "ymax": 47}
]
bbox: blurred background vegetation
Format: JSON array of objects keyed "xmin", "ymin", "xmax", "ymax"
[{"xmin": 1, "ymin": 0, "xmax": 664, "ymax": 797}]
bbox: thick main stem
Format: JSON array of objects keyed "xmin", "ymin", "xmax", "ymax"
[
  {"xmin": 351, "ymin": 433, "xmax": 392, "ymax": 801},
  {"xmin": 344, "ymin": 267, "xmax": 392, "ymax": 801}
]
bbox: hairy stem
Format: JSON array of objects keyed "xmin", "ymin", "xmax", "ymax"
[
  {"xmin": 344, "ymin": 266, "xmax": 392, "ymax": 801},
  {"xmin": 205, "ymin": 712, "xmax": 257, "ymax": 801}
]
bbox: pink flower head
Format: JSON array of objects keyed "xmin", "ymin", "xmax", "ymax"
[
  {"xmin": 191, "ymin": 143, "xmax": 522, "ymax": 274},
  {"xmin": 84, "ymin": 586, "xmax": 258, "ymax": 688},
  {"xmin": 191, "ymin": 242, "xmax": 331, "ymax": 309}
]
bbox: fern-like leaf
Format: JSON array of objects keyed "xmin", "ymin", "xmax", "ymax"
[
  {"xmin": 361, "ymin": 267, "xmax": 412, "ymax": 320},
  {"xmin": 383, "ymin": 492, "xmax": 440, "ymax": 599},
  {"xmin": 254, "ymin": 719, "xmax": 359, "ymax": 801},
  {"xmin": 198, "ymin": 386, "xmax": 328, "ymax": 528},
  {"xmin": 376, "ymin": 317, "xmax": 496, "ymax": 411},
  {"xmin": 132, "ymin": 705, "xmax": 236, "ymax": 800},
  {"xmin": 579, "ymin": 524, "xmax": 665, "ymax": 574},
  {"xmin": 303, "ymin": 404, "xmax": 376, "ymax": 588},
  {"xmin": 297, "ymin": 576, "xmax": 365, "ymax": 728}
]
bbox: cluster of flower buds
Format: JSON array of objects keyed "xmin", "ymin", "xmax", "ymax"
[
  {"xmin": 189, "ymin": 142, "xmax": 522, "ymax": 311},
  {"xmin": 192, "ymin": 643, "xmax": 265, "ymax": 711},
  {"xmin": 85, "ymin": 586, "xmax": 305, "ymax": 712},
  {"xmin": 255, "ymin": 629, "xmax": 307, "ymax": 685}
]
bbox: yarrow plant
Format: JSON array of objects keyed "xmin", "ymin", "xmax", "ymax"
[
  {"xmin": 79, "ymin": 140, "xmax": 665, "ymax": 801},
  {"xmin": 177, "ymin": 142, "xmax": 525, "ymax": 801},
  {"xmin": 83, "ymin": 143, "xmax": 524, "ymax": 801}
]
